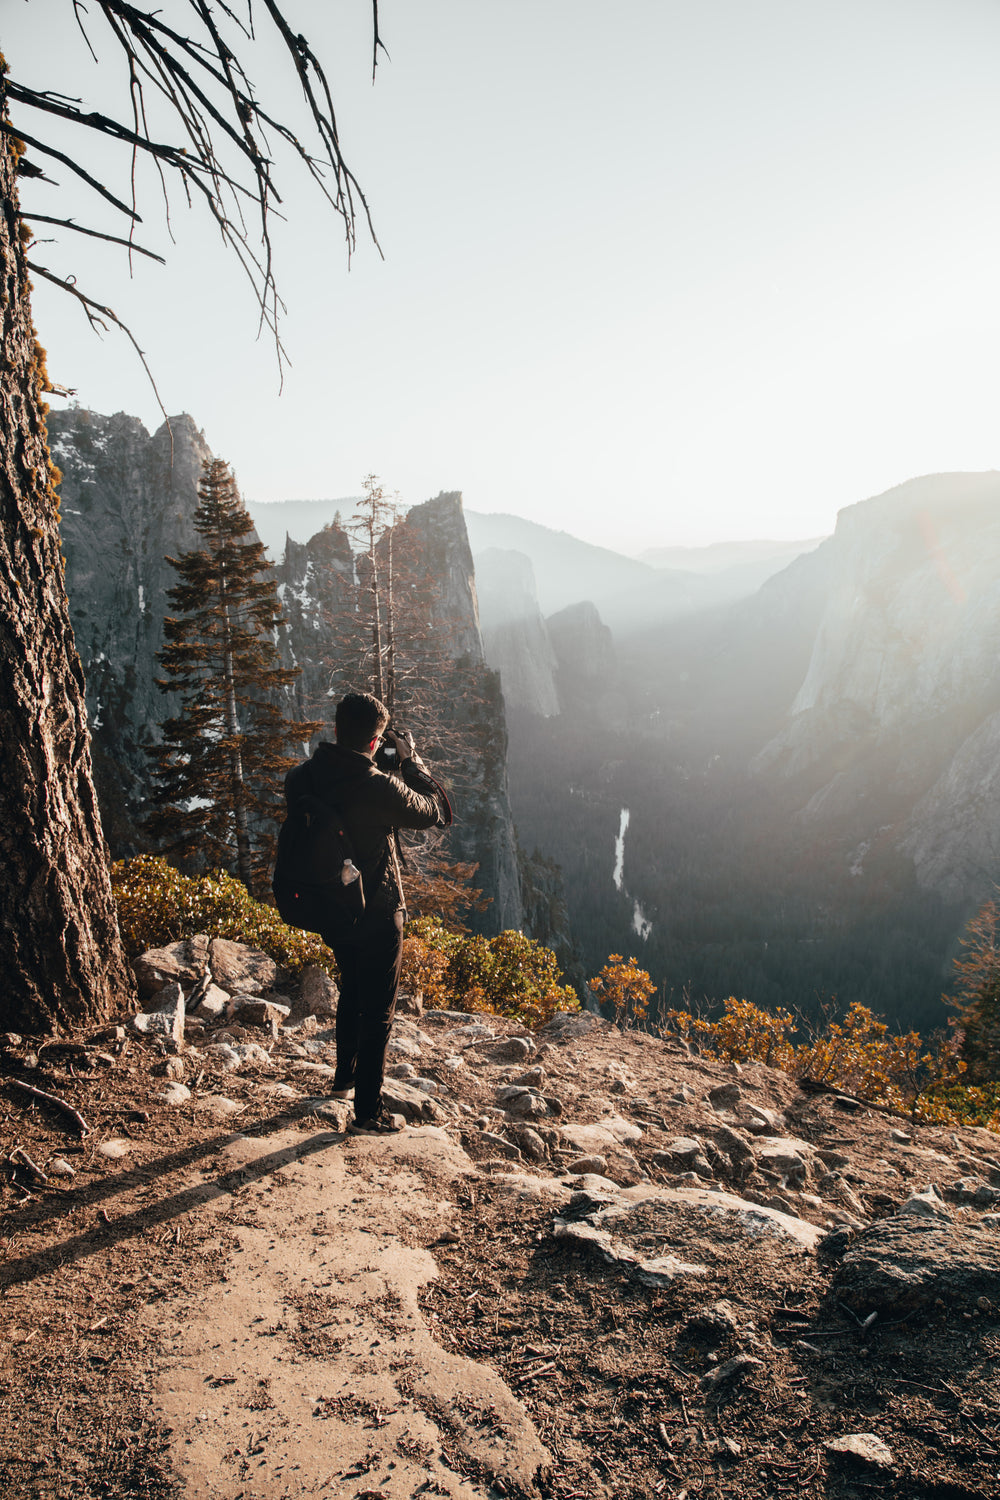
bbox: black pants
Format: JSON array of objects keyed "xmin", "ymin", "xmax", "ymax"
[{"xmin": 324, "ymin": 909, "xmax": 404, "ymax": 1121}]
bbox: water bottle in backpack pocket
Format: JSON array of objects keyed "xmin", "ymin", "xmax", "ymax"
[{"xmin": 272, "ymin": 793, "xmax": 365, "ymax": 936}]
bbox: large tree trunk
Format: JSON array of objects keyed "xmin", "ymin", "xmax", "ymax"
[{"xmin": 0, "ymin": 118, "xmax": 135, "ymax": 1031}]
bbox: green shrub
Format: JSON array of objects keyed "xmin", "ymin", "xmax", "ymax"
[
  {"xmin": 111, "ymin": 854, "xmax": 336, "ymax": 978},
  {"xmin": 402, "ymin": 917, "xmax": 579, "ymax": 1029}
]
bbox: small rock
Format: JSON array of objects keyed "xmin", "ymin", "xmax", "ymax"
[
  {"xmin": 0, "ymin": 1033, "xmax": 23, "ymax": 1049},
  {"xmin": 655, "ymin": 1138, "xmax": 712, "ymax": 1178},
  {"xmin": 513, "ymin": 1066, "xmax": 546, "ymax": 1088},
  {"xmin": 381, "ymin": 1077, "xmax": 446, "ymax": 1123},
  {"xmin": 756, "ymin": 1141, "xmax": 811, "ymax": 1185},
  {"xmin": 898, "ymin": 1186, "xmax": 952, "ymax": 1222},
  {"xmin": 196, "ymin": 1094, "xmax": 245, "ymax": 1118},
  {"xmin": 442, "ymin": 1055, "xmax": 464, "ymax": 1071},
  {"xmin": 739, "ymin": 1103, "xmax": 781, "ymax": 1134},
  {"xmin": 708, "ymin": 1082, "xmax": 742, "ymax": 1110},
  {"xmin": 230, "ymin": 997, "xmax": 290, "ymax": 1029},
  {"xmin": 890, "ymin": 1129, "xmax": 912, "ymax": 1144},
  {"xmin": 156, "ymin": 1082, "xmax": 192, "ymax": 1107},
  {"xmin": 817, "ymin": 1149, "xmax": 851, "ymax": 1170},
  {"xmin": 474, "ymin": 1130, "xmax": 521, "ymax": 1160},
  {"xmin": 512, "ymin": 1126, "xmax": 548, "ymax": 1162},
  {"xmin": 824, "ymin": 1434, "xmax": 893, "ymax": 1468},
  {"xmin": 391, "ymin": 1062, "xmax": 417, "ymax": 1079},
  {"xmin": 388, "ymin": 1035, "xmax": 423, "ymax": 1058},
  {"xmin": 202, "ymin": 1042, "xmax": 242, "ymax": 1072},
  {"xmin": 154, "ymin": 1057, "xmax": 186, "ymax": 1081},
  {"xmin": 508, "ymin": 1091, "xmax": 549, "ymax": 1120},
  {"xmin": 48, "ymin": 1157, "xmax": 76, "ymax": 1178},
  {"xmin": 86, "ymin": 1026, "xmax": 126, "ymax": 1045},
  {"xmin": 566, "ymin": 1154, "xmax": 608, "ymax": 1175},
  {"xmin": 475, "ymin": 1037, "xmax": 534, "ymax": 1064},
  {"xmin": 411, "ymin": 1076, "xmax": 440, "ymax": 1095},
  {"xmin": 97, "ymin": 1138, "xmax": 131, "ymax": 1160},
  {"xmin": 133, "ymin": 981, "xmax": 185, "ymax": 1043},
  {"xmin": 701, "ymin": 1355, "xmax": 762, "ymax": 1390},
  {"xmin": 133, "ymin": 936, "xmax": 210, "ymax": 998},
  {"xmin": 297, "ymin": 964, "xmax": 339, "ymax": 1017},
  {"xmin": 192, "ymin": 983, "xmax": 229, "ymax": 1022},
  {"xmin": 233, "ymin": 1042, "xmax": 271, "ymax": 1067}
]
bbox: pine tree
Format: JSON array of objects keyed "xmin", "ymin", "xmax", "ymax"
[{"xmin": 147, "ymin": 458, "xmax": 317, "ymax": 893}]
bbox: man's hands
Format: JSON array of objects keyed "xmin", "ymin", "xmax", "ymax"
[{"xmin": 386, "ymin": 727, "xmax": 416, "ymax": 763}]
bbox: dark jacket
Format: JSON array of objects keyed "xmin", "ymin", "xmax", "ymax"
[{"xmin": 284, "ymin": 741, "xmax": 443, "ymax": 917}]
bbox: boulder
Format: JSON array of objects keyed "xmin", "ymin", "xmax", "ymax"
[
  {"xmin": 708, "ymin": 1082, "xmax": 742, "ymax": 1110},
  {"xmin": 229, "ymin": 997, "xmax": 290, "ymax": 1029},
  {"xmin": 133, "ymin": 936, "xmax": 209, "ymax": 998},
  {"xmin": 381, "ymin": 1077, "xmax": 447, "ymax": 1123},
  {"xmin": 296, "ymin": 965, "xmax": 339, "ymax": 1018},
  {"xmin": 473, "ymin": 1036, "xmax": 535, "ymax": 1064},
  {"xmin": 834, "ymin": 1214, "xmax": 1000, "ymax": 1314},
  {"xmin": 192, "ymin": 982, "xmax": 230, "ymax": 1023},
  {"xmin": 208, "ymin": 937, "xmax": 287, "ymax": 995},
  {"xmin": 132, "ymin": 981, "xmax": 185, "ymax": 1043}
]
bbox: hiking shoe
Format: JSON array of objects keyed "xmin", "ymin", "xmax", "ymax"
[
  {"xmin": 329, "ymin": 1073, "xmax": 355, "ymax": 1100},
  {"xmin": 348, "ymin": 1108, "xmax": 405, "ymax": 1136}
]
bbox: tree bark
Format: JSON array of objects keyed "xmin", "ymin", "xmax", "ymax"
[{"xmin": 0, "ymin": 118, "xmax": 135, "ymax": 1032}]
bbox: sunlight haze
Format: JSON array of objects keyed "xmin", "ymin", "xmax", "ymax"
[{"xmin": 7, "ymin": 0, "xmax": 1000, "ymax": 552}]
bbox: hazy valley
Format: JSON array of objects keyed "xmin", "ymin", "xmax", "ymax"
[{"xmin": 53, "ymin": 406, "xmax": 1000, "ymax": 1034}]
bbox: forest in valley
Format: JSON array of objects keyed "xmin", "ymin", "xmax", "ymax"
[{"xmin": 506, "ymin": 705, "xmax": 965, "ymax": 1039}]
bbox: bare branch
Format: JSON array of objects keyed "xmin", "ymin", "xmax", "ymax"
[
  {"xmin": 0, "ymin": 122, "xmax": 141, "ymax": 220},
  {"xmin": 27, "ymin": 261, "xmax": 169, "ymax": 430},
  {"xmin": 20, "ymin": 212, "xmax": 166, "ymax": 263}
]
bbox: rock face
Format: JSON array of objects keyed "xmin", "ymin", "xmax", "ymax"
[
  {"xmin": 52, "ymin": 408, "xmax": 213, "ymax": 847},
  {"xmin": 56, "ymin": 416, "xmax": 523, "ymax": 930},
  {"xmin": 754, "ymin": 472, "xmax": 1000, "ymax": 905},
  {"xmin": 272, "ymin": 492, "xmax": 523, "ymax": 932},
  {"xmin": 546, "ymin": 600, "xmax": 618, "ymax": 715},
  {"xmin": 476, "ymin": 549, "xmax": 559, "ymax": 717}
]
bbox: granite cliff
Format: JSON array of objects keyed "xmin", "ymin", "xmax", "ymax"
[
  {"xmin": 50, "ymin": 408, "xmax": 213, "ymax": 847},
  {"xmin": 753, "ymin": 473, "xmax": 1000, "ymax": 905},
  {"xmin": 53, "ymin": 410, "xmax": 523, "ymax": 930}
]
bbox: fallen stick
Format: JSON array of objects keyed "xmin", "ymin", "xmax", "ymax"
[
  {"xmin": 11, "ymin": 1147, "xmax": 49, "ymax": 1184},
  {"xmin": 8, "ymin": 1078, "xmax": 91, "ymax": 1137}
]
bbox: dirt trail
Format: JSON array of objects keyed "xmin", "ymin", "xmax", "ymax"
[{"xmin": 147, "ymin": 1126, "xmax": 550, "ymax": 1500}]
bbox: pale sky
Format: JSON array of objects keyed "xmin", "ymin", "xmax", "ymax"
[{"xmin": 7, "ymin": 1, "xmax": 1000, "ymax": 552}]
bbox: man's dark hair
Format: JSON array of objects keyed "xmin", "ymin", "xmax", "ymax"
[{"xmin": 335, "ymin": 691, "xmax": 390, "ymax": 752}]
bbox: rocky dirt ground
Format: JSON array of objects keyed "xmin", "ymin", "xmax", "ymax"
[{"xmin": 2, "ymin": 935, "xmax": 1000, "ymax": 1500}]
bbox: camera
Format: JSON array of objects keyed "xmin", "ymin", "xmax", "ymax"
[{"xmin": 375, "ymin": 725, "xmax": 406, "ymax": 773}]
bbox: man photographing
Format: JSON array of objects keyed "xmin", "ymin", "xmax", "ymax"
[{"xmin": 282, "ymin": 691, "xmax": 448, "ymax": 1135}]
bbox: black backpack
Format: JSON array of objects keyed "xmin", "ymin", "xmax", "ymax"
[{"xmin": 272, "ymin": 782, "xmax": 366, "ymax": 937}]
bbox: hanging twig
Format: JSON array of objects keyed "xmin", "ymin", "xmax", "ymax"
[{"xmin": 8, "ymin": 1077, "xmax": 92, "ymax": 1138}]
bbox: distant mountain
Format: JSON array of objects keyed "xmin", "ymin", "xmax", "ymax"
[
  {"xmin": 464, "ymin": 510, "xmax": 656, "ymax": 618},
  {"xmin": 503, "ymin": 472, "xmax": 1000, "ymax": 1032},
  {"xmin": 465, "ymin": 511, "xmax": 819, "ymax": 636},
  {"xmin": 637, "ymin": 537, "xmax": 825, "ymax": 574}
]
